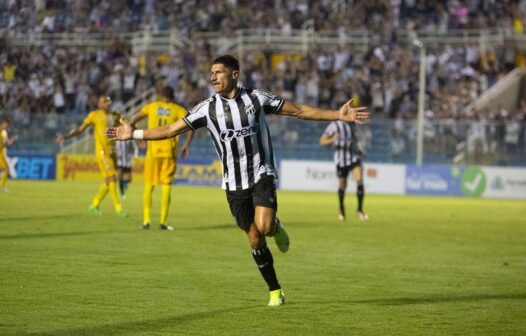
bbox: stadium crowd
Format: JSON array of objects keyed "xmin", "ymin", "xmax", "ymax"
[
  {"xmin": 2, "ymin": 0, "xmax": 525, "ymax": 33},
  {"xmin": 0, "ymin": 0, "xmax": 526, "ymax": 161}
]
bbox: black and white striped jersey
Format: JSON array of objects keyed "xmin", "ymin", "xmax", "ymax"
[
  {"xmin": 116, "ymin": 140, "xmax": 137, "ymax": 168},
  {"xmin": 183, "ymin": 87, "xmax": 284, "ymax": 191},
  {"xmin": 323, "ymin": 121, "xmax": 362, "ymax": 167}
]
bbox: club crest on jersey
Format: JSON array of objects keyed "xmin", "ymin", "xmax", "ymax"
[
  {"xmin": 220, "ymin": 124, "xmax": 259, "ymax": 142},
  {"xmin": 244, "ymin": 104, "xmax": 255, "ymax": 115}
]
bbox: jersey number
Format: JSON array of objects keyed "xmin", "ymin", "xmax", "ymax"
[{"xmin": 158, "ymin": 118, "xmax": 168, "ymax": 126}]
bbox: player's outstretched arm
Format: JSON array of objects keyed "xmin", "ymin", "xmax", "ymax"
[
  {"xmin": 280, "ymin": 99, "xmax": 369, "ymax": 123},
  {"xmin": 180, "ymin": 130, "xmax": 194, "ymax": 159},
  {"xmin": 320, "ymin": 133, "xmax": 338, "ymax": 146},
  {"xmin": 129, "ymin": 111, "xmax": 147, "ymax": 128},
  {"xmin": 56, "ymin": 123, "xmax": 89, "ymax": 145},
  {"xmin": 105, "ymin": 118, "xmax": 191, "ymax": 141},
  {"xmin": 4, "ymin": 133, "xmax": 17, "ymax": 147}
]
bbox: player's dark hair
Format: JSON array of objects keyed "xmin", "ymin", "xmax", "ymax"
[
  {"xmin": 160, "ymin": 86, "xmax": 175, "ymax": 101},
  {"xmin": 213, "ymin": 55, "xmax": 240, "ymax": 71}
]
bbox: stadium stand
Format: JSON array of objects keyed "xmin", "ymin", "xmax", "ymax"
[{"xmin": 1, "ymin": 0, "xmax": 525, "ymax": 165}]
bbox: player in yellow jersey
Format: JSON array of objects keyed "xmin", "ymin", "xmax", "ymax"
[
  {"xmin": 129, "ymin": 86, "xmax": 194, "ymax": 230},
  {"xmin": 0, "ymin": 116, "xmax": 17, "ymax": 192},
  {"xmin": 56, "ymin": 96, "xmax": 128, "ymax": 218}
]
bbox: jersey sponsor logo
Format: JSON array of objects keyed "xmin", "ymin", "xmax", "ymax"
[
  {"xmin": 269, "ymin": 99, "xmax": 281, "ymax": 108},
  {"xmin": 156, "ymin": 107, "xmax": 170, "ymax": 116},
  {"xmin": 254, "ymin": 89, "xmax": 274, "ymax": 99},
  {"xmin": 220, "ymin": 124, "xmax": 259, "ymax": 142},
  {"xmin": 189, "ymin": 97, "xmax": 213, "ymax": 114}
]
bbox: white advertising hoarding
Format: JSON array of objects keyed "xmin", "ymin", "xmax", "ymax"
[
  {"xmin": 280, "ymin": 160, "xmax": 405, "ymax": 194},
  {"xmin": 481, "ymin": 167, "xmax": 526, "ymax": 199}
]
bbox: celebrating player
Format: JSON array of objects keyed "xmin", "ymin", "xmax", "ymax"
[
  {"xmin": 106, "ymin": 55, "xmax": 370, "ymax": 306},
  {"xmin": 56, "ymin": 95, "xmax": 128, "ymax": 218},
  {"xmin": 129, "ymin": 86, "xmax": 194, "ymax": 231},
  {"xmin": 320, "ymin": 120, "xmax": 368, "ymax": 222}
]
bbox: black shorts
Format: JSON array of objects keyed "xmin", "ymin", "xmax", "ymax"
[
  {"xmin": 225, "ymin": 174, "xmax": 278, "ymax": 232},
  {"xmin": 336, "ymin": 160, "xmax": 362, "ymax": 178},
  {"xmin": 118, "ymin": 167, "xmax": 132, "ymax": 173}
]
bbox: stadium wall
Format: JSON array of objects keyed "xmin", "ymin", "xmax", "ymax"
[
  {"xmin": 7, "ymin": 154, "xmax": 526, "ymax": 199},
  {"xmin": 280, "ymin": 160, "xmax": 526, "ymax": 200}
]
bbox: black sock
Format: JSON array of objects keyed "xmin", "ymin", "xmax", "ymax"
[
  {"xmin": 119, "ymin": 179, "xmax": 125, "ymax": 195},
  {"xmin": 338, "ymin": 187, "xmax": 345, "ymax": 216},
  {"xmin": 357, "ymin": 182, "xmax": 364, "ymax": 212},
  {"xmin": 252, "ymin": 245, "xmax": 280, "ymax": 291}
]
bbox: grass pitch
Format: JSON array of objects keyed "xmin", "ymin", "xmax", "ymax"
[{"xmin": 1, "ymin": 180, "xmax": 525, "ymax": 335}]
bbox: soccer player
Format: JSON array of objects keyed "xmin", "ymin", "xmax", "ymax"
[
  {"xmin": 129, "ymin": 86, "xmax": 194, "ymax": 231},
  {"xmin": 116, "ymin": 139, "xmax": 138, "ymax": 199},
  {"xmin": 106, "ymin": 55, "xmax": 370, "ymax": 306},
  {"xmin": 320, "ymin": 120, "xmax": 369, "ymax": 222},
  {"xmin": 0, "ymin": 116, "xmax": 17, "ymax": 192},
  {"xmin": 56, "ymin": 95, "xmax": 127, "ymax": 218}
]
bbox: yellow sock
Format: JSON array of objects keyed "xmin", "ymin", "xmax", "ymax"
[
  {"xmin": 0, "ymin": 171, "xmax": 7, "ymax": 188},
  {"xmin": 91, "ymin": 183, "xmax": 109, "ymax": 207},
  {"xmin": 160, "ymin": 184, "xmax": 172, "ymax": 225},
  {"xmin": 143, "ymin": 184, "xmax": 154, "ymax": 224},
  {"xmin": 108, "ymin": 181, "xmax": 123, "ymax": 213}
]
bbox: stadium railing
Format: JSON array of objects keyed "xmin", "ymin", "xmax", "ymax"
[{"xmin": 7, "ymin": 27, "xmax": 524, "ymax": 54}]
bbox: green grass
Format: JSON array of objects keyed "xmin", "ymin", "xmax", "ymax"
[{"xmin": 1, "ymin": 180, "xmax": 525, "ymax": 336}]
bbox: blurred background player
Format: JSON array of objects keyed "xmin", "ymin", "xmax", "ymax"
[
  {"xmin": 0, "ymin": 116, "xmax": 17, "ymax": 192},
  {"xmin": 116, "ymin": 139, "xmax": 138, "ymax": 199},
  {"xmin": 56, "ymin": 96, "xmax": 128, "ymax": 218},
  {"xmin": 106, "ymin": 55, "xmax": 370, "ymax": 306},
  {"xmin": 320, "ymin": 120, "xmax": 368, "ymax": 222},
  {"xmin": 129, "ymin": 86, "xmax": 193, "ymax": 231}
]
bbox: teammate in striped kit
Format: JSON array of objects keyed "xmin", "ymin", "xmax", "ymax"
[
  {"xmin": 116, "ymin": 139, "xmax": 137, "ymax": 199},
  {"xmin": 320, "ymin": 120, "xmax": 368, "ymax": 222},
  {"xmin": 106, "ymin": 55, "xmax": 370, "ymax": 306}
]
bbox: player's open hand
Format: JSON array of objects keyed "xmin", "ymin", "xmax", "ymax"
[
  {"xmin": 106, "ymin": 117, "xmax": 133, "ymax": 140},
  {"xmin": 338, "ymin": 99, "xmax": 370, "ymax": 123}
]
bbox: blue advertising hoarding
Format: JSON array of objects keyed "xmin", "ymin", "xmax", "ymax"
[
  {"xmin": 405, "ymin": 165, "xmax": 463, "ymax": 196},
  {"xmin": 7, "ymin": 153, "xmax": 56, "ymax": 180}
]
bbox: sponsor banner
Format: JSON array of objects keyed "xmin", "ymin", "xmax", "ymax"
[
  {"xmin": 476, "ymin": 167, "xmax": 526, "ymax": 199},
  {"xmin": 406, "ymin": 165, "xmax": 526, "ymax": 199},
  {"xmin": 57, "ymin": 154, "xmax": 117, "ymax": 182},
  {"xmin": 173, "ymin": 158, "xmax": 223, "ymax": 186},
  {"xmin": 56, "ymin": 154, "xmax": 223, "ymax": 186},
  {"xmin": 280, "ymin": 160, "xmax": 405, "ymax": 194},
  {"xmin": 405, "ymin": 165, "xmax": 463, "ymax": 196},
  {"xmin": 7, "ymin": 153, "xmax": 56, "ymax": 180}
]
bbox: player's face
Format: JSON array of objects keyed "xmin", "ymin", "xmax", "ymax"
[
  {"xmin": 98, "ymin": 96, "xmax": 112, "ymax": 110},
  {"xmin": 210, "ymin": 63, "xmax": 238, "ymax": 95}
]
